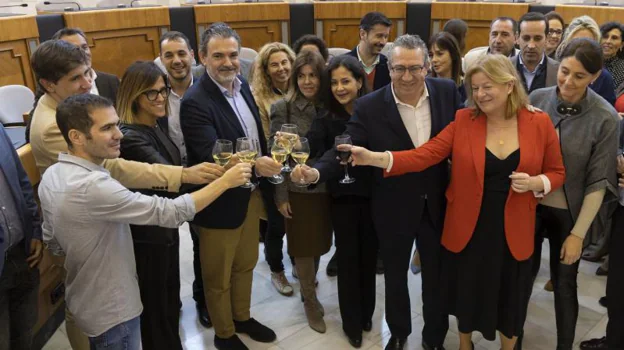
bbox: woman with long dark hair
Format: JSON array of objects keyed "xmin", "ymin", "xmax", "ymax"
[
  {"xmin": 269, "ymin": 50, "xmax": 333, "ymax": 333},
  {"xmin": 293, "ymin": 55, "xmax": 375, "ymax": 348},
  {"xmin": 428, "ymin": 32, "xmax": 466, "ymax": 102}
]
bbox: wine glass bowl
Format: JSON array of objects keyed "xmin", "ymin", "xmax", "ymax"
[
  {"xmin": 236, "ymin": 137, "xmax": 257, "ymax": 189},
  {"xmin": 291, "ymin": 137, "xmax": 310, "ymax": 187},
  {"xmin": 268, "ymin": 138, "xmax": 287, "ymax": 184},
  {"xmin": 212, "ymin": 139, "xmax": 233, "ymax": 167}
]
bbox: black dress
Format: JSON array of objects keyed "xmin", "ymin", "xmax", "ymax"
[{"xmin": 442, "ymin": 148, "xmax": 533, "ymax": 341}]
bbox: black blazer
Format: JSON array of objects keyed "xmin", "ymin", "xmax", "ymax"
[
  {"xmin": 316, "ymin": 78, "xmax": 462, "ymax": 236},
  {"xmin": 180, "ymin": 72, "xmax": 269, "ymax": 229},
  {"xmin": 119, "ymin": 119, "xmax": 182, "ymax": 245},
  {"xmin": 346, "ymin": 48, "xmax": 391, "ymax": 91},
  {"xmin": 95, "ymin": 70, "xmax": 120, "ymax": 105},
  {"xmin": 307, "ymin": 109, "xmax": 372, "ymax": 198}
]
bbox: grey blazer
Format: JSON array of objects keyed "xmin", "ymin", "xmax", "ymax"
[
  {"xmin": 269, "ymin": 95, "xmax": 327, "ymax": 203},
  {"xmin": 510, "ymin": 55, "xmax": 559, "ymax": 90},
  {"xmin": 191, "ymin": 58, "xmax": 252, "ymax": 81}
]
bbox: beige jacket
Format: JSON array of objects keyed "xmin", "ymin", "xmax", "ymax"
[
  {"xmin": 253, "ymin": 89, "xmax": 287, "ymax": 141},
  {"xmin": 29, "ymin": 94, "xmax": 183, "ymax": 192}
]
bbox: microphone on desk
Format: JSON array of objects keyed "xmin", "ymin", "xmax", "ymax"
[
  {"xmin": 0, "ymin": 3, "xmax": 28, "ymax": 7},
  {"xmin": 43, "ymin": 1, "xmax": 81, "ymax": 10},
  {"xmin": 116, "ymin": 0, "xmax": 140, "ymax": 7}
]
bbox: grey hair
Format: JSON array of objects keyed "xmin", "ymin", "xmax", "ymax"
[
  {"xmin": 555, "ymin": 15, "xmax": 600, "ymax": 60},
  {"xmin": 200, "ymin": 22, "xmax": 242, "ymax": 56},
  {"xmin": 386, "ymin": 34, "xmax": 429, "ymax": 66}
]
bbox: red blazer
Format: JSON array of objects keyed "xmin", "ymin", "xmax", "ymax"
[{"xmin": 387, "ymin": 108, "xmax": 565, "ymax": 261}]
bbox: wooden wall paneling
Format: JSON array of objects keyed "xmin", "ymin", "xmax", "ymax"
[
  {"xmin": 63, "ymin": 7, "xmax": 171, "ymax": 32},
  {"xmin": 0, "ymin": 16, "xmax": 40, "ymax": 90},
  {"xmin": 194, "ymin": 3, "xmax": 290, "ymax": 51},
  {"xmin": 431, "ymin": 2, "xmax": 529, "ymax": 53},
  {"xmin": 314, "ymin": 1, "xmax": 407, "ymax": 50},
  {"xmin": 63, "ymin": 8, "xmax": 170, "ymax": 78},
  {"xmin": 87, "ymin": 28, "xmax": 164, "ymax": 78},
  {"xmin": 555, "ymin": 5, "xmax": 624, "ymax": 25}
]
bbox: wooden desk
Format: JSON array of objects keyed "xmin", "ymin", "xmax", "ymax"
[
  {"xmin": 63, "ymin": 7, "xmax": 170, "ymax": 78},
  {"xmin": 194, "ymin": 2, "xmax": 290, "ymax": 52},
  {"xmin": 555, "ymin": 4, "xmax": 624, "ymax": 24},
  {"xmin": 0, "ymin": 15, "xmax": 39, "ymax": 91},
  {"xmin": 431, "ymin": 2, "xmax": 529, "ymax": 54},
  {"xmin": 314, "ymin": 1, "xmax": 406, "ymax": 50}
]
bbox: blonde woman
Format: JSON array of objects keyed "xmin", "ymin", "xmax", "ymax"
[
  {"xmin": 347, "ymin": 54, "xmax": 565, "ymax": 350},
  {"xmin": 251, "ymin": 42, "xmax": 297, "ymax": 297},
  {"xmin": 251, "ymin": 42, "xmax": 296, "ymax": 140},
  {"xmin": 555, "ymin": 15, "xmax": 616, "ymax": 104},
  {"xmin": 117, "ymin": 61, "xmax": 184, "ymax": 350}
]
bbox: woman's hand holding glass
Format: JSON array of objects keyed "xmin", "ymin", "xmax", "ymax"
[
  {"xmin": 290, "ymin": 164, "xmax": 319, "ymax": 184},
  {"xmin": 221, "ymin": 163, "xmax": 254, "ymax": 188},
  {"xmin": 348, "ymin": 146, "xmax": 391, "ymax": 169}
]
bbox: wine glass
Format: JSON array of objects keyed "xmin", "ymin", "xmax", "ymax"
[
  {"xmin": 268, "ymin": 138, "xmax": 287, "ymax": 184},
  {"xmin": 335, "ymin": 135, "xmax": 355, "ymax": 184},
  {"xmin": 291, "ymin": 137, "xmax": 310, "ymax": 187},
  {"xmin": 212, "ymin": 139, "xmax": 233, "ymax": 167},
  {"xmin": 280, "ymin": 123, "xmax": 299, "ymax": 173},
  {"xmin": 236, "ymin": 137, "xmax": 257, "ymax": 189}
]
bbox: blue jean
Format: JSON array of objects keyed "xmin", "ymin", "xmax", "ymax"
[{"xmin": 89, "ymin": 316, "xmax": 141, "ymax": 350}]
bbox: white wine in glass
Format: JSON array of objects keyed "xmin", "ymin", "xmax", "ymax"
[
  {"xmin": 212, "ymin": 139, "xmax": 233, "ymax": 167},
  {"xmin": 291, "ymin": 137, "xmax": 310, "ymax": 187},
  {"xmin": 268, "ymin": 138, "xmax": 287, "ymax": 184},
  {"xmin": 236, "ymin": 137, "xmax": 257, "ymax": 188}
]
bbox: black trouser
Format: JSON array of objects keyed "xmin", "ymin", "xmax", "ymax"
[
  {"xmin": 134, "ymin": 241, "xmax": 182, "ymax": 350},
  {"xmin": 0, "ymin": 241, "xmax": 39, "ymax": 350},
  {"xmin": 190, "ymin": 225, "xmax": 205, "ymax": 307},
  {"xmin": 378, "ymin": 205, "xmax": 448, "ymax": 346},
  {"xmin": 260, "ymin": 186, "xmax": 291, "ymax": 273},
  {"xmin": 607, "ymin": 205, "xmax": 624, "ymax": 349},
  {"xmin": 531, "ymin": 205, "xmax": 579, "ymax": 350},
  {"xmin": 331, "ymin": 196, "xmax": 378, "ymax": 338}
]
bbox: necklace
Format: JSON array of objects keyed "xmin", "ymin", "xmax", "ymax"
[{"xmin": 488, "ymin": 123, "xmax": 516, "ymax": 146}]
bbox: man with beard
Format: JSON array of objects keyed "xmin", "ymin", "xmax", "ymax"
[
  {"xmin": 181, "ymin": 22, "xmax": 283, "ymax": 350},
  {"xmin": 511, "ymin": 12, "xmax": 560, "ymax": 93},
  {"xmin": 463, "ymin": 17, "xmax": 520, "ymax": 72},
  {"xmin": 347, "ymin": 11, "xmax": 392, "ymax": 91},
  {"xmin": 158, "ymin": 31, "xmax": 214, "ymax": 329}
]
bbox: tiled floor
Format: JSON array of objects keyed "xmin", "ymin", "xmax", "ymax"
[{"xmin": 43, "ymin": 223, "xmax": 609, "ymax": 350}]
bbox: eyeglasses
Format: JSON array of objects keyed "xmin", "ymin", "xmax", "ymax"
[
  {"xmin": 548, "ymin": 29, "xmax": 564, "ymax": 36},
  {"xmin": 390, "ymin": 65, "xmax": 425, "ymax": 76},
  {"xmin": 143, "ymin": 87, "xmax": 170, "ymax": 101}
]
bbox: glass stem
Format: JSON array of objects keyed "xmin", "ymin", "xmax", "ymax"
[{"xmin": 344, "ymin": 164, "xmax": 350, "ymax": 179}]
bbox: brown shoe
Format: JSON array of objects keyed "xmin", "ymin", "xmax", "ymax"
[{"xmin": 544, "ymin": 279, "xmax": 554, "ymax": 292}]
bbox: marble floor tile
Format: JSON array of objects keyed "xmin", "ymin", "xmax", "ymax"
[{"xmin": 42, "ymin": 237, "xmax": 609, "ymax": 350}]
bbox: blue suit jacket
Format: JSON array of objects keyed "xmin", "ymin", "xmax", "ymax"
[
  {"xmin": 0, "ymin": 125, "xmax": 41, "ymax": 275},
  {"xmin": 180, "ymin": 72, "xmax": 270, "ymax": 229},
  {"xmin": 316, "ymin": 78, "xmax": 462, "ymax": 236}
]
